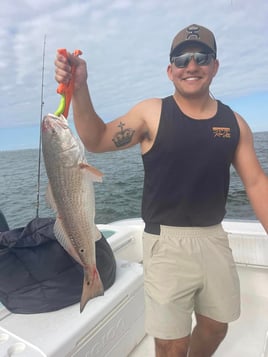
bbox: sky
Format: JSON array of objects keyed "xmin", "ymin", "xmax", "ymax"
[{"xmin": 0, "ymin": 0, "xmax": 268, "ymax": 151}]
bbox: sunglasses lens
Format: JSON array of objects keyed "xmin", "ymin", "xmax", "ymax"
[
  {"xmin": 173, "ymin": 53, "xmax": 190, "ymax": 68},
  {"xmin": 172, "ymin": 53, "xmax": 214, "ymax": 68},
  {"xmin": 195, "ymin": 53, "xmax": 209, "ymax": 65}
]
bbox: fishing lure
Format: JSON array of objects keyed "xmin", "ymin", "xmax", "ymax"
[{"xmin": 54, "ymin": 48, "xmax": 82, "ymax": 118}]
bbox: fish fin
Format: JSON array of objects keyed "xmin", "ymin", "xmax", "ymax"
[
  {"xmin": 79, "ymin": 162, "xmax": 103, "ymax": 182},
  {"xmin": 94, "ymin": 225, "xmax": 102, "ymax": 241},
  {"xmin": 54, "ymin": 218, "xmax": 82, "ymax": 264},
  {"xmin": 45, "ymin": 182, "xmax": 57, "ymax": 211},
  {"xmin": 80, "ymin": 265, "xmax": 104, "ymax": 313}
]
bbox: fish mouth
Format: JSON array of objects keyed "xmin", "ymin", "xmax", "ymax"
[{"xmin": 42, "ymin": 114, "xmax": 69, "ymax": 131}]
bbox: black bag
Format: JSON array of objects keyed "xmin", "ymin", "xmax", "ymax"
[{"xmin": 0, "ymin": 217, "xmax": 116, "ymax": 313}]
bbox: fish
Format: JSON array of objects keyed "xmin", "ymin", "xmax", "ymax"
[{"xmin": 41, "ymin": 114, "xmax": 104, "ymax": 312}]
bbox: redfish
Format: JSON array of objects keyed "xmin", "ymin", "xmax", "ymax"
[{"xmin": 42, "ymin": 114, "xmax": 104, "ymax": 312}]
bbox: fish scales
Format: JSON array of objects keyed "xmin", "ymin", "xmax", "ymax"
[
  {"xmin": 42, "ymin": 114, "xmax": 104, "ymax": 312},
  {"xmin": 50, "ymin": 162, "xmax": 96, "ymax": 260}
]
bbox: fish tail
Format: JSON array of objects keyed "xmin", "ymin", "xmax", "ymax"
[{"xmin": 80, "ymin": 265, "xmax": 104, "ymax": 313}]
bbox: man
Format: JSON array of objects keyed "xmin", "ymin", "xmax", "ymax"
[{"xmin": 55, "ymin": 24, "xmax": 268, "ymax": 357}]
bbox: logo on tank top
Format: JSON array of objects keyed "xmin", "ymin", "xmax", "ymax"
[{"xmin": 212, "ymin": 127, "xmax": 231, "ymax": 139}]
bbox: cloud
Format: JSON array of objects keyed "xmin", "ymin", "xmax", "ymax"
[{"xmin": 0, "ymin": 0, "xmax": 268, "ymax": 131}]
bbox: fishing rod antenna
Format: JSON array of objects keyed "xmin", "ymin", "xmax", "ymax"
[{"xmin": 36, "ymin": 34, "xmax": 46, "ymax": 218}]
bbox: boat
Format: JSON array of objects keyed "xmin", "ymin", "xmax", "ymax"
[{"xmin": 0, "ymin": 217, "xmax": 268, "ymax": 357}]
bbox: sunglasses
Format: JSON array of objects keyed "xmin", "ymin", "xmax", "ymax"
[{"xmin": 171, "ymin": 52, "xmax": 215, "ymax": 68}]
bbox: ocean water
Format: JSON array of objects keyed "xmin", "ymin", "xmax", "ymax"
[{"xmin": 0, "ymin": 132, "xmax": 267, "ymax": 230}]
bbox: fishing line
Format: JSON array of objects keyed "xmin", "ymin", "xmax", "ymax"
[{"xmin": 35, "ymin": 34, "xmax": 46, "ymax": 218}]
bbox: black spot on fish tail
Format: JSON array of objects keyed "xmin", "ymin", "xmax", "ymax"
[{"xmin": 80, "ymin": 265, "xmax": 104, "ymax": 313}]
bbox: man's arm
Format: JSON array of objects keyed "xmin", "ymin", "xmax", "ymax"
[
  {"xmin": 55, "ymin": 51, "xmax": 155, "ymax": 153},
  {"xmin": 232, "ymin": 113, "xmax": 268, "ymax": 233}
]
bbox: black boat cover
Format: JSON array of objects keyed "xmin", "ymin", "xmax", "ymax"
[{"xmin": 0, "ymin": 217, "xmax": 116, "ymax": 314}]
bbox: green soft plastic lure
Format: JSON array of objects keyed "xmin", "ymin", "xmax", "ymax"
[{"xmin": 54, "ymin": 48, "xmax": 82, "ymax": 118}]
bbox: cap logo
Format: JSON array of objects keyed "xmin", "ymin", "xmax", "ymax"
[
  {"xmin": 186, "ymin": 25, "xmax": 200, "ymax": 40},
  {"xmin": 170, "ymin": 24, "xmax": 217, "ymax": 58}
]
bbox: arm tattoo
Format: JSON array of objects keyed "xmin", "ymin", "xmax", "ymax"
[{"xmin": 112, "ymin": 121, "xmax": 135, "ymax": 148}]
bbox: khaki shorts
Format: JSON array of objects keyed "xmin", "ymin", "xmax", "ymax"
[{"xmin": 143, "ymin": 224, "xmax": 240, "ymax": 339}]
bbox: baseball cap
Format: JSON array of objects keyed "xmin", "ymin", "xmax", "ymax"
[{"xmin": 170, "ymin": 24, "xmax": 217, "ymax": 59}]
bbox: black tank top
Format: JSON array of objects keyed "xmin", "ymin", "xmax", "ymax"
[{"xmin": 142, "ymin": 96, "xmax": 240, "ymax": 234}]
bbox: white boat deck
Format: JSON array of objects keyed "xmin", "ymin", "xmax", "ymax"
[
  {"xmin": 101, "ymin": 218, "xmax": 268, "ymax": 357},
  {"xmin": 129, "ymin": 264, "xmax": 268, "ymax": 357},
  {"xmin": 0, "ymin": 218, "xmax": 268, "ymax": 356}
]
